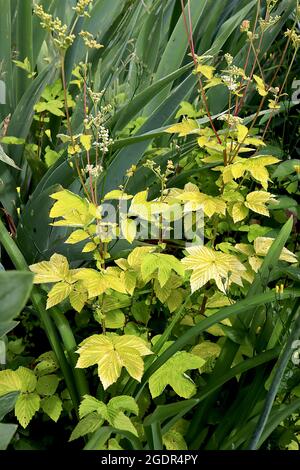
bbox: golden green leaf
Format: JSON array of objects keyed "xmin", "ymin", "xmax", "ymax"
[
  {"xmin": 182, "ymin": 246, "xmax": 247, "ymax": 293},
  {"xmin": 149, "ymin": 351, "xmax": 205, "ymax": 399},
  {"xmin": 29, "ymin": 253, "xmax": 72, "ymax": 284},
  {"xmin": 76, "ymin": 334, "xmax": 152, "ymax": 389},
  {"xmin": 120, "ymin": 218, "xmax": 137, "ymax": 244},
  {"xmin": 15, "ymin": 393, "xmax": 40, "ymax": 428},
  {"xmin": 245, "ymin": 191, "xmax": 275, "ymax": 216},
  {"xmin": 196, "ymin": 64, "xmax": 215, "ymax": 79},
  {"xmin": 254, "ymin": 237, "xmax": 298, "ymax": 263},
  {"xmin": 69, "ymin": 285, "xmax": 88, "ymax": 313},
  {"xmin": 127, "ymin": 246, "xmax": 155, "ymax": 270},
  {"xmin": 232, "ymin": 202, "xmax": 249, "ymax": 223},
  {"xmin": 165, "ymin": 119, "xmax": 199, "ymax": 137},
  {"xmin": 50, "ymin": 189, "xmax": 93, "ymax": 227},
  {"xmin": 65, "ymin": 229, "xmax": 90, "ymax": 244},
  {"xmin": 80, "ymin": 134, "xmax": 92, "ymax": 151},
  {"xmin": 177, "ymin": 183, "xmax": 226, "ymax": 217},
  {"xmin": 236, "ymin": 124, "xmax": 248, "ymax": 143},
  {"xmin": 103, "ymin": 190, "xmax": 133, "ymax": 200},
  {"xmin": 46, "ymin": 282, "xmax": 73, "ymax": 309},
  {"xmin": 141, "ymin": 253, "xmax": 185, "ymax": 287},
  {"xmin": 253, "ymin": 74, "xmax": 268, "ymax": 96},
  {"xmin": 0, "ymin": 370, "xmax": 22, "ymax": 396},
  {"xmin": 15, "ymin": 367, "xmax": 37, "ymax": 393},
  {"xmin": 221, "ymin": 155, "xmax": 280, "ymax": 189}
]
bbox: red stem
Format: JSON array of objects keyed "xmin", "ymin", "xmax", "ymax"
[{"xmin": 180, "ymin": 0, "xmax": 222, "ymax": 145}]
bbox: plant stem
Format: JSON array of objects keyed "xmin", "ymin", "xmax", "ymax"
[
  {"xmin": 248, "ymin": 301, "xmax": 300, "ymax": 449},
  {"xmin": 180, "ymin": 0, "xmax": 222, "ymax": 145},
  {"xmin": 262, "ymin": 45, "xmax": 299, "ymax": 139},
  {"xmin": 51, "ymin": 308, "xmax": 89, "ymax": 398}
]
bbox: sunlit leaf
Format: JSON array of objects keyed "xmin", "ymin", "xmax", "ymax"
[
  {"xmin": 76, "ymin": 335, "xmax": 152, "ymax": 389},
  {"xmin": 149, "ymin": 351, "xmax": 205, "ymax": 399},
  {"xmin": 182, "ymin": 246, "xmax": 247, "ymax": 293},
  {"xmin": 15, "ymin": 393, "xmax": 40, "ymax": 428}
]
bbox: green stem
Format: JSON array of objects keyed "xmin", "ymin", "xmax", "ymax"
[
  {"xmin": 51, "ymin": 308, "xmax": 89, "ymax": 397},
  {"xmin": 248, "ymin": 302, "xmax": 300, "ymax": 450},
  {"xmin": 0, "ymin": 216, "xmax": 89, "ymax": 408},
  {"xmin": 16, "ymin": 0, "xmax": 33, "ymax": 102}
]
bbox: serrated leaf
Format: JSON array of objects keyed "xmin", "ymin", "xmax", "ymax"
[
  {"xmin": 141, "ymin": 253, "xmax": 184, "ymax": 287},
  {"xmin": 131, "ymin": 302, "xmax": 150, "ymax": 325},
  {"xmin": 108, "ymin": 396, "xmax": 139, "ymax": 416},
  {"xmin": 69, "ymin": 286, "xmax": 88, "ymax": 313},
  {"xmin": 236, "ymin": 124, "xmax": 248, "ymax": 143},
  {"xmin": 15, "ymin": 367, "xmax": 37, "ymax": 393},
  {"xmin": 80, "ymin": 134, "xmax": 92, "ymax": 151},
  {"xmin": 253, "ymin": 74, "xmax": 268, "ymax": 97},
  {"xmin": 29, "ymin": 253, "xmax": 72, "ymax": 284},
  {"xmin": 149, "ymin": 351, "xmax": 205, "ymax": 399},
  {"xmin": 175, "ymin": 101, "xmax": 201, "ymax": 119},
  {"xmin": 0, "ymin": 370, "xmax": 22, "ymax": 396},
  {"xmin": 196, "ymin": 64, "xmax": 215, "ymax": 79},
  {"xmin": 46, "ymin": 282, "xmax": 73, "ymax": 309},
  {"xmin": 104, "ymin": 190, "xmax": 133, "ymax": 200},
  {"xmin": 167, "ymin": 289, "xmax": 183, "ymax": 313},
  {"xmin": 49, "ymin": 190, "xmax": 93, "ymax": 227},
  {"xmin": 232, "ymin": 202, "xmax": 249, "ymax": 223},
  {"xmin": 41, "ymin": 395, "xmax": 62, "ymax": 422},
  {"xmin": 177, "ymin": 184, "xmax": 226, "ymax": 217},
  {"xmin": 154, "ymin": 279, "xmax": 172, "ymax": 303},
  {"xmin": 254, "ymin": 237, "xmax": 298, "ymax": 263},
  {"xmin": 105, "ymin": 272, "xmax": 127, "ymax": 294},
  {"xmin": 127, "ymin": 247, "xmax": 154, "ymax": 270},
  {"xmin": 182, "ymin": 246, "xmax": 247, "ymax": 293},
  {"xmin": 110, "ymin": 411, "xmax": 138, "ymax": 437},
  {"xmin": 69, "ymin": 412, "xmax": 103, "ymax": 441},
  {"xmin": 34, "ymin": 352, "xmax": 59, "ymax": 376},
  {"xmin": 245, "ymin": 191, "xmax": 275, "ymax": 217},
  {"xmin": 36, "ymin": 375, "xmax": 59, "ymax": 396},
  {"xmin": 192, "ymin": 341, "xmax": 221, "ymax": 373},
  {"xmin": 79, "ymin": 395, "xmax": 107, "ymax": 420},
  {"xmin": 121, "ymin": 271, "xmax": 137, "ymax": 295},
  {"xmin": 105, "ymin": 310, "xmax": 126, "ymax": 329},
  {"xmin": 221, "ymin": 155, "xmax": 280, "ymax": 190},
  {"xmin": 15, "ymin": 393, "xmax": 40, "ymax": 428},
  {"xmin": 165, "ymin": 119, "xmax": 199, "ymax": 136},
  {"xmin": 73, "ymin": 270, "xmax": 109, "ymax": 298},
  {"xmin": 76, "ymin": 335, "xmax": 152, "ymax": 390},
  {"xmin": 120, "ymin": 218, "xmax": 137, "ymax": 244},
  {"xmin": 206, "ymin": 292, "xmax": 233, "ymax": 308},
  {"xmin": 163, "ymin": 430, "xmax": 187, "ymax": 450},
  {"xmin": 65, "ymin": 229, "xmax": 90, "ymax": 244},
  {"xmin": 249, "ymin": 256, "xmax": 263, "ymax": 273}
]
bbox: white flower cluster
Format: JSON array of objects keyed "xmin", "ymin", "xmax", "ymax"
[
  {"xmin": 85, "ymin": 164, "xmax": 103, "ymax": 178},
  {"xmin": 259, "ymin": 15, "xmax": 281, "ymax": 31},
  {"xmin": 218, "ymin": 114, "xmax": 243, "ymax": 126},
  {"xmin": 97, "ymin": 125, "xmax": 114, "ymax": 154},
  {"xmin": 220, "ymin": 75, "xmax": 239, "ymax": 92}
]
